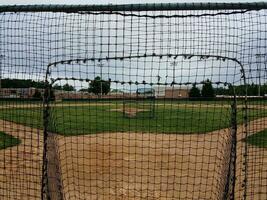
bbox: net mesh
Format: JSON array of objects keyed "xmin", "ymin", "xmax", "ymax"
[
  {"xmin": 122, "ymin": 98, "xmax": 155, "ymax": 119},
  {"xmin": 0, "ymin": 4, "xmax": 266, "ymax": 200}
]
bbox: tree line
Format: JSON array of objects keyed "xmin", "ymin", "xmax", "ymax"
[
  {"xmin": 2, "ymin": 78, "xmax": 266, "ymax": 98},
  {"xmin": 1, "ymin": 77, "xmax": 111, "ymax": 95},
  {"xmin": 189, "ymin": 79, "xmax": 215, "ymax": 98},
  {"xmin": 189, "ymin": 79, "xmax": 267, "ymax": 98},
  {"xmin": 1, "ymin": 79, "xmax": 46, "ymax": 89},
  {"xmin": 1, "ymin": 79, "xmax": 76, "ymax": 91},
  {"xmin": 216, "ymin": 84, "xmax": 267, "ymax": 96}
]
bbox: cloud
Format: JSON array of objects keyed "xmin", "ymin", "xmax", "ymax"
[{"xmin": 1, "ymin": 7, "xmax": 266, "ymax": 90}]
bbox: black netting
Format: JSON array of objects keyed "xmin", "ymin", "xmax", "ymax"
[{"xmin": 0, "ymin": 3, "xmax": 266, "ymax": 200}]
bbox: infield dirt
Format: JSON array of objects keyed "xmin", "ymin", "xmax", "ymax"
[{"xmin": 0, "ymin": 118, "xmax": 266, "ymax": 199}]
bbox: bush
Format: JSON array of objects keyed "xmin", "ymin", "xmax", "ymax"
[
  {"xmin": 189, "ymin": 84, "xmax": 201, "ymax": 99},
  {"xmin": 89, "ymin": 76, "xmax": 111, "ymax": 95},
  {"xmin": 32, "ymin": 89, "xmax": 42, "ymax": 100},
  {"xmin": 201, "ymin": 79, "xmax": 215, "ymax": 98}
]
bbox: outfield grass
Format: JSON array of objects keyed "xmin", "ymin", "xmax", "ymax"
[
  {"xmin": 0, "ymin": 131, "xmax": 21, "ymax": 150},
  {"xmin": 0, "ymin": 99, "xmax": 266, "ymax": 107},
  {"xmin": 57, "ymin": 98, "xmax": 267, "ymax": 106},
  {"xmin": 245, "ymin": 130, "xmax": 267, "ymax": 148},
  {"xmin": 51, "ymin": 105, "xmax": 231, "ymax": 135},
  {"xmin": 0, "ymin": 101, "xmax": 267, "ymax": 136}
]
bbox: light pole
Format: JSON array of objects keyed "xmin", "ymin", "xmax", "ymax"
[
  {"xmin": 170, "ymin": 61, "xmax": 177, "ymax": 86},
  {"xmin": 255, "ymin": 53, "xmax": 266, "ymax": 96},
  {"xmin": 157, "ymin": 75, "xmax": 161, "ymax": 83},
  {"xmin": 97, "ymin": 62, "xmax": 104, "ymax": 97},
  {"xmin": 0, "ymin": 55, "xmax": 4, "ymax": 93}
]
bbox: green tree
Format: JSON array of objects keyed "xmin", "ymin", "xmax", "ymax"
[
  {"xmin": 62, "ymin": 84, "xmax": 75, "ymax": 91},
  {"xmin": 247, "ymin": 83, "xmax": 258, "ymax": 96},
  {"xmin": 111, "ymin": 89, "xmax": 123, "ymax": 93},
  {"xmin": 1, "ymin": 79, "xmax": 45, "ymax": 88},
  {"xmin": 49, "ymin": 86, "xmax": 55, "ymax": 100},
  {"xmin": 32, "ymin": 89, "xmax": 42, "ymax": 99},
  {"xmin": 201, "ymin": 79, "xmax": 215, "ymax": 98},
  {"xmin": 89, "ymin": 76, "xmax": 111, "ymax": 95},
  {"xmin": 50, "ymin": 89, "xmax": 55, "ymax": 100},
  {"xmin": 79, "ymin": 88, "xmax": 88, "ymax": 92},
  {"xmin": 215, "ymin": 87, "xmax": 230, "ymax": 95},
  {"xmin": 189, "ymin": 84, "xmax": 201, "ymax": 98},
  {"xmin": 53, "ymin": 84, "xmax": 62, "ymax": 90},
  {"xmin": 260, "ymin": 83, "xmax": 267, "ymax": 96}
]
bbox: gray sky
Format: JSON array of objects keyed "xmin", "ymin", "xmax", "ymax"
[{"xmin": 0, "ymin": 0, "xmax": 266, "ymax": 91}]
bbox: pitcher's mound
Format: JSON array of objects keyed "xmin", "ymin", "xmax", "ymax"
[{"xmin": 111, "ymin": 108, "xmax": 148, "ymax": 117}]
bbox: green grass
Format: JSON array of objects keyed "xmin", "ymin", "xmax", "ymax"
[
  {"xmin": 0, "ymin": 100, "xmax": 42, "ymax": 105},
  {"xmin": 0, "ymin": 131, "xmax": 21, "ymax": 150},
  {"xmin": 51, "ymin": 105, "xmax": 231, "ymax": 135},
  {"xmin": 0, "ymin": 101, "xmax": 266, "ymax": 136},
  {"xmin": 245, "ymin": 129, "xmax": 267, "ymax": 148}
]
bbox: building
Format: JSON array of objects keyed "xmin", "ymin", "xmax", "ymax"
[
  {"xmin": 0, "ymin": 88, "xmax": 43, "ymax": 98},
  {"xmin": 165, "ymin": 87, "xmax": 189, "ymax": 98},
  {"xmin": 136, "ymin": 88, "xmax": 155, "ymax": 98},
  {"xmin": 153, "ymin": 86, "xmax": 166, "ymax": 97},
  {"xmin": 153, "ymin": 86, "xmax": 190, "ymax": 98}
]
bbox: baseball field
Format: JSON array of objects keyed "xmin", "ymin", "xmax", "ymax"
[{"xmin": 0, "ymin": 100, "xmax": 266, "ymax": 199}]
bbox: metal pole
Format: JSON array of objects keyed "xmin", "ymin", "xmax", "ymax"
[
  {"xmin": 170, "ymin": 61, "xmax": 177, "ymax": 84},
  {"xmin": 97, "ymin": 62, "xmax": 104, "ymax": 97},
  {"xmin": 101, "ymin": 65, "xmax": 103, "ymax": 97},
  {"xmin": 0, "ymin": 56, "xmax": 1, "ymax": 90},
  {"xmin": 170, "ymin": 60, "xmax": 177, "ymax": 96},
  {"xmin": 258, "ymin": 61, "xmax": 261, "ymax": 97},
  {"xmin": 1, "ymin": 2, "xmax": 267, "ymax": 13},
  {"xmin": 0, "ymin": 55, "xmax": 4, "ymax": 94},
  {"xmin": 256, "ymin": 54, "xmax": 260, "ymax": 96},
  {"xmin": 256, "ymin": 54, "xmax": 265, "ymax": 96},
  {"xmin": 170, "ymin": 61, "xmax": 177, "ymax": 98}
]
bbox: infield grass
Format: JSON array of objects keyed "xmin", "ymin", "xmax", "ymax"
[
  {"xmin": 0, "ymin": 101, "xmax": 266, "ymax": 136},
  {"xmin": 0, "ymin": 131, "xmax": 21, "ymax": 150},
  {"xmin": 245, "ymin": 129, "xmax": 267, "ymax": 148}
]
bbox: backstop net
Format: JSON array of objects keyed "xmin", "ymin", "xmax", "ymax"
[{"xmin": 0, "ymin": 3, "xmax": 266, "ymax": 200}]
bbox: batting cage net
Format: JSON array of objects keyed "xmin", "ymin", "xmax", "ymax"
[{"xmin": 0, "ymin": 2, "xmax": 266, "ymax": 200}]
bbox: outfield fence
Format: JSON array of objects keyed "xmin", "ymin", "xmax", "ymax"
[{"xmin": 0, "ymin": 2, "xmax": 266, "ymax": 200}]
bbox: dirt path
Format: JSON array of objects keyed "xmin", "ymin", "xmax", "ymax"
[
  {"xmin": 0, "ymin": 118, "xmax": 266, "ymax": 199},
  {"xmin": 0, "ymin": 120, "xmax": 43, "ymax": 200}
]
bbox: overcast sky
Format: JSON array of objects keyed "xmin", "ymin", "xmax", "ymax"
[
  {"xmin": 0, "ymin": 0, "xmax": 266, "ymax": 91},
  {"xmin": 0, "ymin": 0, "xmax": 263, "ymax": 5}
]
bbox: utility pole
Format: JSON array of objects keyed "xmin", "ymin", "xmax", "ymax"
[
  {"xmin": 170, "ymin": 61, "xmax": 180, "ymax": 98},
  {"xmin": 170, "ymin": 61, "xmax": 178, "ymax": 97},
  {"xmin": 170, "ymin": 61, "xmax": 177, "ymax": 85},
  {"xmin": 0, "ymin": 55, "xmax": 4, "ymax": 94},
  {"xmin": 97, "ymin": 62, "xmax": 104, "ymax": 97},
  {"xmin": 255, "ymin": 53, "xmax": 266, "ymax": 96}
]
